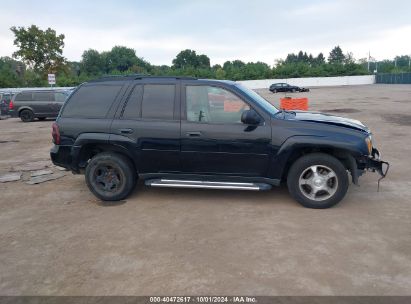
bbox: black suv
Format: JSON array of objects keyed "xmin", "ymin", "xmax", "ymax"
[
  {"xmin": 10, "ymin": 90, "xmax": 69, "ymax": 122},
  {"xmin": 50, "ymin": 76, "xmax": 388, "ymax": 208},
  {"xmin": 269, "ymin": 83, "xmax": 309, "ymax": 93}
]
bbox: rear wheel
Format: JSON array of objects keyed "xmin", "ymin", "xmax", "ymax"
[
  {"xmin": 287, "ymin": 153, "xmax": 349, "ymax": 208},
  {"xmin": 20, "ymin": 109, "xmax": 34, "ymax": 122},
  {"xmin": 85, "ymin": 152, "xmax": 136, "ymax": 201}
]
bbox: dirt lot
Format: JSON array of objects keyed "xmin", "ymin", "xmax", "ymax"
[{"xmin": 0, "ymin": 84, "xmax": 410, "ymax": 295}]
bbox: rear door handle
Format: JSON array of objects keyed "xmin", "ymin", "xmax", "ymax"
[
  {"xmin": 119, "ymin": 128, "xmax": 133, "ymax": 134},
  {"xmin": 186, "ymin": 131, "xmax": 202, "ymax": 137}
]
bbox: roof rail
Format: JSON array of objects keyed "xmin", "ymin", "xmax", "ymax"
[
  {"xmin": 134, "ymin": 76, "xmax": 198, "ymax": 80},
  {"xmin": 88, "ymin": 74, "xmax": 197, "ymax": 82},
  {"xmin": 88, "ymin": 74, "xmax": 148, "ymax": 82}
]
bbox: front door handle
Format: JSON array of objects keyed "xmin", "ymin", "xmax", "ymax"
[
  {"xmin": 119, "ymin": 128, "xmax": 133, "ymax": 134},
  {"xmin": 186, "ymin": 131, "xmax": 202, "ymax": 137}
]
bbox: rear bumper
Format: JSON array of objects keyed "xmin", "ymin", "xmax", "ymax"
[
  {"xmin": 50, "ymin": 145, "xmax": 73, "ymax": 170},
  {"xmin": 50, "ymin": 144, "xmax": 82, "ymax": 173},
  {"xmin": 50, "ymin": 145, "xmax": 71, "ymax": 168},
  {"xmin": 9, "ymin": 110, "xmax": 18, "ymax": 118}
]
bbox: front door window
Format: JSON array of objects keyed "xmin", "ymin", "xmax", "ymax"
[{"xmin": 186, "ymin": 86, "xmax": 249, "ymax": 124}]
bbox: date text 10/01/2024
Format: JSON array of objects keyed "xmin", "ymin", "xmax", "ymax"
[{"xmin": 149, "ymin": 296, "xmax": 257, "ymax": 303}]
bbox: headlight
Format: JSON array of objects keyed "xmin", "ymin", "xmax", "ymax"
[{"xmin": 365, "ymin": 136, "xmax": 372, "ymax": 155}]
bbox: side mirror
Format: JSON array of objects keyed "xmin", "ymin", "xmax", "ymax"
[{"xmin": 241, "ymin": 109, "xmax": 262, "ymax": 125}]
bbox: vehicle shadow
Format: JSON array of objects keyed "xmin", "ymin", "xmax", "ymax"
[{"xmin": 93, "ymin": 199, "xmax": 128, "ymax": 207}]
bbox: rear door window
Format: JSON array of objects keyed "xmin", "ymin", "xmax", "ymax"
[
  {"xmin": 141, "ymin": 84, "xmax": 175, "ymax": 120},
  {"xmin": 33, "ymin": 92, "xmax": 53, "ymax": 101},
  {"xmin": 61, "ymin": 83, "xmax": 122, "ymax": 118}
]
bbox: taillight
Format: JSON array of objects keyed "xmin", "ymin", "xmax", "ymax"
[
  {"xmin": 9, "ymin": 101, "xmax": 13, "ymax": 110},
  {"xmin": 52, "ymin": 122, "xmax": 60, "ymax": 144}
]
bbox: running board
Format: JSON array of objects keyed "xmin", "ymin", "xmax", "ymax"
[{"xmin": 145, "ymin": 179, "xmax": 272, "ymax": 191}]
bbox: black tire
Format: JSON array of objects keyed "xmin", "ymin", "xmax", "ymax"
[
  {"xmin": 85, "ymin": 152, "xmax": 136, "ymax": 201},
  {"xmin": 38, "ymin": 117, "xmax": 46, "ymax": 121},
  {"xmin": 20, "ymin": 109, "xmax": 34, "ymax": 122},
  {"xmin": 286, "ymin": 153, "xmax": 349, "ymax": 209},
  {"xmin": 273, "ymin": 89, "xmax": 277, "ymax": 93}
]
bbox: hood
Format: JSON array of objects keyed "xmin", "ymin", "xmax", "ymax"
[{"xmin": 286, "ymin": 111, "xmax": 369, "ymax": 132}]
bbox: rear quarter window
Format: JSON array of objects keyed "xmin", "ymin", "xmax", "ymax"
[
  {"xmin": 61, "ymin": 83, "xmax": 123, "ymax": 118},
  {"xmin": 55, "ymin": 92, "xmax": 68, "ymax": 103}
]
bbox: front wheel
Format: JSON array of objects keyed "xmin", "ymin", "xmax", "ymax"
[
  {"xmin": 287, "ymin": 153, "xmax": 349, "ymax": 208},
  {"xmin": 85, "ymin": 152, "xmax": 136, "ymax": 201}
]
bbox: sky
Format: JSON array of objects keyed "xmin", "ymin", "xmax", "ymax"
[{"xmin": 0, "ymin": 0, "xmax": 410, "ymax": 66}]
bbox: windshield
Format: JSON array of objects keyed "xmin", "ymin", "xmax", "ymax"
[{"xmin": 235, "ymin": 83, "xmax": 279, "ymax": 115}]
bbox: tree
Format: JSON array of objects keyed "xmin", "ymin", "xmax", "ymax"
[
  {"xmin": 172, "ymin": 49, "xmax": 210, "ymax": 69},
  {"xmin": 328, "ymin": 46, "xmax": 345, "ymax": 64},
  {"xmin": 0, "ymin": 57, "xmax": 24, "ymax": 87},
  {"xmin": 10, "ymin": 25, "xmax": 66, "ymax": 75},
  {"xmin": 172, "ymin": 49, "xmax": 198, "ymax": 69},
  {"xmin": 344, "ymin": 52, "xmax": 355, "ymax": 64},
  {"xmin": 106, "ymin": 46, "xmax": 139, "ymax": 72},
  {"xmin": 394, "ymin": 55, "xmax": 411, "ymax": 69},
  {"xmin": 285, "ymin": 53, "xmax": 298, "ymax": 64},
  {"xmin": 197, "ymin": 54, "xmax": 211, "ymax": 69},
  {"xmin": 81, "ymin": 49, "xmax": 104, "ymax": 75},
  {"xmin": 215, "ymin": 68, "xmax": 226, "ymax": 79},
  {"xmin": 315, "ymin": 53, "xmax": 325, "ymax": 65}
]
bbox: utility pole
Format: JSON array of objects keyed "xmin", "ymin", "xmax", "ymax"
[{"xmin": 367, "ymin": 51, "xmax": 370, "ymax": 72}]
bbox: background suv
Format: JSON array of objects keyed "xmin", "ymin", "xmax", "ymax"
[
  {"xmin": 51, "ymin": 76, "xmax": 388, "ymax": 209},
  {"xmin": 10, "ymin": 90, "xmax": 69, "ymax": 122}
]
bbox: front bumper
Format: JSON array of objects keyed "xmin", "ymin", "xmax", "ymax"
[{"xmin": 364, "ymin": 148, "xmax": 390, "ymax": 178}]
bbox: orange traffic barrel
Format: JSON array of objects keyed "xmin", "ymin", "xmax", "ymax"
[{"xmin": 280, "ymin": 97, "xmax": 308, "ymax": 111}]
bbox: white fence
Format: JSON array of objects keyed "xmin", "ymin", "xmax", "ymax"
[
  {"xmin": 238, "ymin": 75, "xmax": 376, "ymax": 89},
  {"xmin": 1, "ymin": 75, "xmax": 376, "ymax": 92}
]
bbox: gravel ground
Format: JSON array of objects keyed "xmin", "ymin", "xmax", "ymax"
[{"xmin": 0, "ymin": 84, "xmax": 410, "ymax": 295}]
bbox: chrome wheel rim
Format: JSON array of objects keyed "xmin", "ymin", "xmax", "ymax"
[{"xmin": 298, "ymin": 165, "xmax": 338, "ymax": 201}]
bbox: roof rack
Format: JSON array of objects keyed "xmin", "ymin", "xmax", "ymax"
[{"xmin": 88, "ymin": 74, "xmax": 197, "ymax": 82}]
